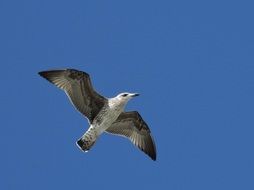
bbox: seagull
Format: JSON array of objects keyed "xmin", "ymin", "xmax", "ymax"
[{"xmin": 38, "ymin": 69, "xmax": 156, "ymax": 160}]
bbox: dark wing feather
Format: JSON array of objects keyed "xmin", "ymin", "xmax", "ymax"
[
  {"xmin": 106, "ymin": 111, "xmax": 156, "ymax": 161},
  {"xmin": 38, "ymin": 69, "xmax": 106, "ymax": 123}
]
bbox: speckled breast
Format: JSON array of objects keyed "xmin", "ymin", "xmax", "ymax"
[{"xmin": 92, "ymin": 104, "xmax": 123, "ymax": 135}]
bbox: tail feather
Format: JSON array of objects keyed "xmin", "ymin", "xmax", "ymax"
[
  {"xmin": 76, "ymin": 127, "xmax": 97, "ymax": 152},
  {"xmin": 76, "ymin": 138, "xmax": 96, "ymax": 152}
]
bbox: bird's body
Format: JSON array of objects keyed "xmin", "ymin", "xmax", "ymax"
[
  {"xmin": 94, "ymin": 97, "xmax": 126, "ymax": 133},
  {"xmin": 77, "ymin": 97, "xmax": 127, "ymax": 151},
  {"xmin": 39, "ymin": 69, "xmax": 157, "ymax": 160}
]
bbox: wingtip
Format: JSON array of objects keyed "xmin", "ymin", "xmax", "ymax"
[
  {"xmin": 149, "ymin": 153, "xmax": 156, "ymax": 161},
  {"xmin": 38, "ymin": 71, "xmax": 47, "ymax": 78},
  {"xmin": 150, "ymin": 135, "xmax": 157, "ymax": 161},
  {"xmin": 38, "ymin": 71, "xmax": 43, "ymax": 76},
  {"xmin": 38, "ymin": 70, "xmax": 63, "ymax": 79}
]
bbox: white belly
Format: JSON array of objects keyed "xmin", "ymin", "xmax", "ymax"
[{"xmin": 93, "ymin": 106, "xmax": 123, "ymax": 135}]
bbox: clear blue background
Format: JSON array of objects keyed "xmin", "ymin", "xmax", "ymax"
[{"xmin": 1, "ymin": 0, "xmax": 254, "ymax": 189}]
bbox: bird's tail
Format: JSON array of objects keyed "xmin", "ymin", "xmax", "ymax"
[{"xmin": 76, "ymin": 127, "xmax": 97, "ymax": 152}]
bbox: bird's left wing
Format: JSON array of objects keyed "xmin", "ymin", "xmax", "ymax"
[
  {"xmin": 38, "ymin": 69, "xmax": 106, "ymax": 123},
  {"xmin": 106, "ymin": 111, "xmax": 157, "ymax": 161}
]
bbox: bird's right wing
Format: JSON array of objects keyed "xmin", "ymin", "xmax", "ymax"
[
  {"xmin": 106, "ymin": 111, "xmax": 156, "ymax": 161},
  {"xmin": 39, "ymin": 69, "xmax": 106, "ymax": 123}
]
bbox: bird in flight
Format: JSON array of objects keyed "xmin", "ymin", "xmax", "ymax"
[{"xmin": 38, "ymin": 69, "xmax": 156, "ymax": 160}]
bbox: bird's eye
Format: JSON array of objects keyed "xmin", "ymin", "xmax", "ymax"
[{"xmin": 122, "ymin": 93, "xmax": 128, "ymax": 97}]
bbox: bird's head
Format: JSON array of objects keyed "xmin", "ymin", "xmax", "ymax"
[{"xmin": 115, "ymin": 92, "xmax": 139, "ymax": 103}]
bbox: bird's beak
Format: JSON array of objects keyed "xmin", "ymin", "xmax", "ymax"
[{"xmin": 131, "ymin": 93, "xmax": 139, "ymax": 97}]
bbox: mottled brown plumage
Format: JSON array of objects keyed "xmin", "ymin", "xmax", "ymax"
[
  {"xmin": 39, "ymin": 69, "xmax": 106, "ymax": 123},
  {"xmin": 39, "ymin": 69, "xmax": 157, "ymax": 161},
  {"xmin": 106, "ymin": 111, "xmax": 156, "ymax": 160}
]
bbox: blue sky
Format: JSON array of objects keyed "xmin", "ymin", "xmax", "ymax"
[{"xmin": 1, "ymin": 0, "xmax": 254, "ymax": 189}]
